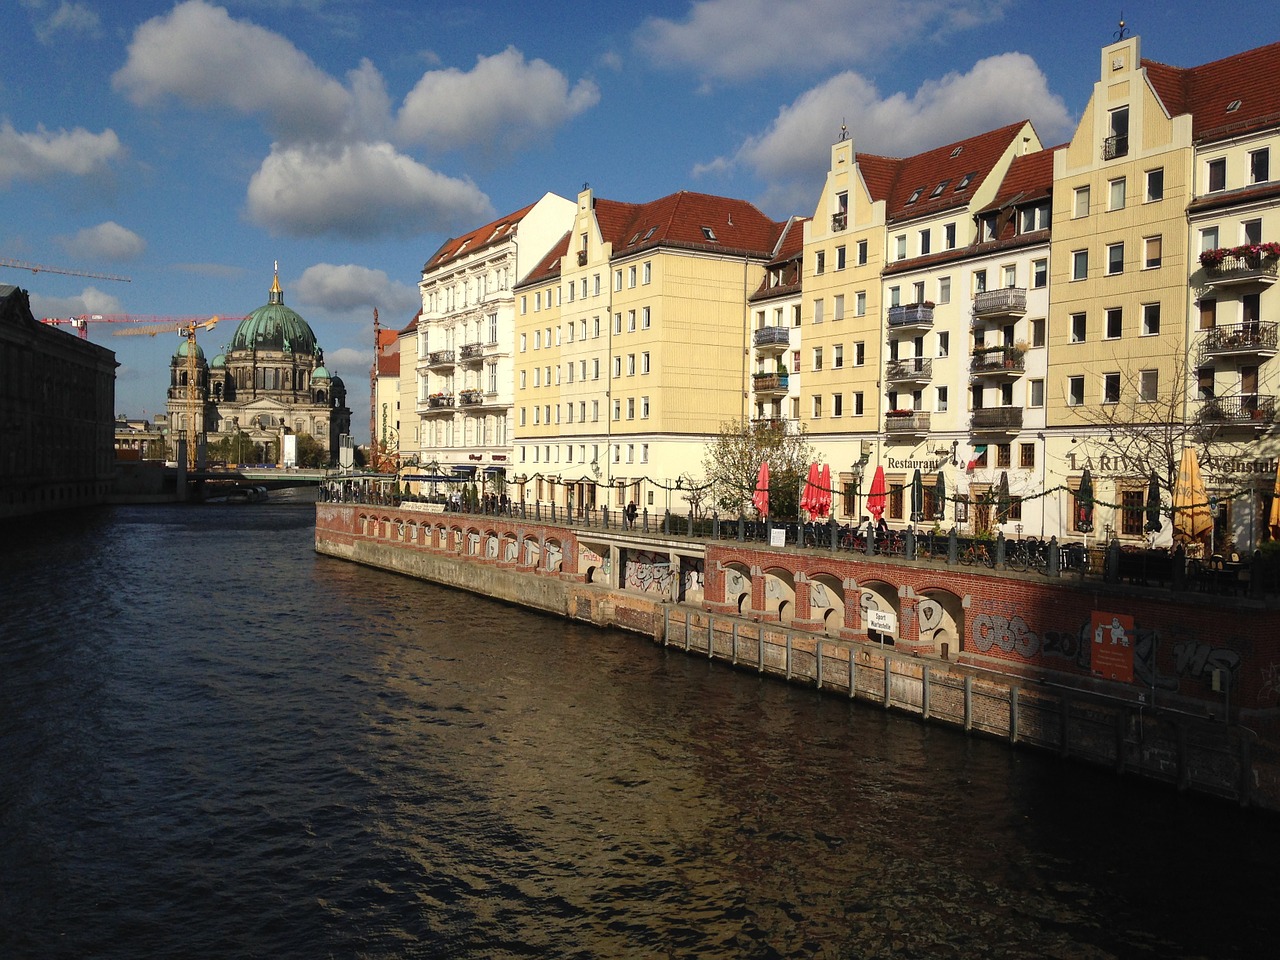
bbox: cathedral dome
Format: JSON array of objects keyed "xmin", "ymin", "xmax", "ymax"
[
  {"xmin": 174, "ymin": 340, "xmax": 205, "ymax": 361},
  {"xmin": 312, "ymin": 366, "xmax": 329, "ymax": 379},
  {"xmin": 229, "ymin": 269, "xmax": 318, "ymax": 356}
]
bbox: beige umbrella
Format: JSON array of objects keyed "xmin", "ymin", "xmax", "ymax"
[{"xmin": 1172, "ymin": 447, "xmax": 1213, "ymax": 546}]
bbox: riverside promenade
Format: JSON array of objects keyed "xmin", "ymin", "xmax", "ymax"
[{"xmin": 314, "ymin": 500, "xmax": 1280, "ymax": 811}]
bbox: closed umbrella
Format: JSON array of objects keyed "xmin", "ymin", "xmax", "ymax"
[
  {"xmin": 866, "ymin": 465, "xmax": 887, "ymax": 521},
  {"xmin": 934, "ymin": 471, "xmax": 946, "ymax": 522},
  {"xmin": 801, "ymin": 462, "xmax": 819, "ymax": 518},
  {"xmin": 1270, "ymin": 469, "xmax": 1280, "ymax": 541},
  {"xmin": 1145, "ymin": 470, "xmax": 1162, "ymax": 533},
  {"xmin": 1172, "ymin": 447, "xmax": 1212, "ymax": 546},
  {"xmin": 753, "ymin": 460, "xmax": 770, "ymax": 518},
  {"xmin": 816, "ymin": 463, "xmax": 833, "ymax": 518},
  {"xmin": 1077, "ymin": 468, "xmax": 1094, "ymax": 533},
  {"xmin": 909, "ymin": 468, "xmax": 924, "ymax": 522},
  {"xmin": 996, "ymin": 470, "xmax": 1011, "ymax": 524}
]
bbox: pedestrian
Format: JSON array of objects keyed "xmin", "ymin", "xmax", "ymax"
[{"xmin": 625, "ymin": 501, "xmax": 638, "ymax": 529}]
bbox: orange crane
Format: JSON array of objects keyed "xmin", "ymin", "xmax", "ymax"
[
  {"xmin": 41, "ymin": 313, "xmax": 246, "ymax": 340},
  {"xmin": 116, "ymin": 317, "xmax": 226, "ymax": 470},
  {"xmin": 1, "ymin": 257, "xmax": 131, "ymax": 282}
]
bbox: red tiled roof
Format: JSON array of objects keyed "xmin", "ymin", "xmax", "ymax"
[
  {"xmin": 771, "ymin": 216, "xmax": 809, "ymax": 264},
  {"xmin": 1143, "ymin": 40, "xmax": 1280, "ymax": 144},
  {"xmin": 422, "ymin": 202, "xmax": 537, "ymax": 273},
  {"xmin": 376, "ymin": 351, "xmax": 399, "ymax": 378},
  {"xmin": 875, "ymin": 121, "xmax": 1030, "ymax": 222},
  {"xmin": 976, "ymin": 146, "xmax": 1059, "ymax": 224},
  {"xmin": 611, "ymin": 190, "xmax": 785, "ymax": 258},
  {"xmin": 592, "ymin": 198, "xmax": 642, "ymax": 247}
]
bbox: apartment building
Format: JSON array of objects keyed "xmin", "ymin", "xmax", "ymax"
[
  {"xmin": 747, "ymin": 216, "xmax": 807, "ymax": 430},
  {"xmin": 514, "ymin": 187, "xmax": 784, "ymax": 513},
  {"xmin": 413, "ymin": 193, "xmax": 575, "ymax": 484}
]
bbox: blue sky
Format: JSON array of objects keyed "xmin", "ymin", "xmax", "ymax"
[{"xmin": 4, "ymin": 0, "xmax": 1275, "ymax": 443}]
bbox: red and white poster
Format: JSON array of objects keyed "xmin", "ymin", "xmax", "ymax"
[{"xmin": 1091, "ymin": 611, "xmax": 1135, "ymax": 683}]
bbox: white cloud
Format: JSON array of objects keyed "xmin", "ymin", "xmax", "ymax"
[
  {"xmin": 28, "ymin": 285, "xmax": 125, "ymax": 320},
  {"xmin": 397, "ymin": 46, "xmax": 600, "ymax": 153},
  {"xmin": 638, "ymin": 0, "xmax": 1014, "ymax": 84},
  {"xmin": 61, "ymin": 221, "xmax": 146, "ymax": 261},
  {"xmin": 322, "ymin": 346, "xmax": 370, "ymax": 380},
  {"xmin": 246, "ymin": 141, "xmax": 493, "ymax": 238},
  {"xmin": 112, "ymin": 0, "xmax": 355, "ymax": 143},
  {"xmin": 706, "ymin": 54, "xmax": 1073, "ymax": 209},
  {"xmin": 0, "ymin": 120, "xmax": 121, "ymax": 186},
  {"xmin": 293, "ymin": 263, "xmax": 421, "ymax": 317},
  {"xmin": 30, "ymin": 1, "xmax": 101, "ymax": 44}
]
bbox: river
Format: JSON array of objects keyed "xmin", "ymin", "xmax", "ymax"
[{"xmin": 2, "ymin": 501, "xmax": 1277, "ymax": 959}]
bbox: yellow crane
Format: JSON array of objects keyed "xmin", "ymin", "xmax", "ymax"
[{"xmin": 116, "ymin": 317, "xmax": 221, "ymax": 470}]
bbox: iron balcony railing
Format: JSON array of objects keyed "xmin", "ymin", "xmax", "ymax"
[
  {"xmin": 1198, "ymin": 395, "xmax": 1275, "ymax": 425},
  {"xmin": 885, "ymin": 357, "xmax": 932, "ymax": 383},
  {"xmin": 972, "ymin": 287, "xmax": 1027, "ymax": 318},
  {"xmin": 428, "ymin": 349, "xmax": 455, "ymax": 366},
  {"xmin": 970, "ymin": 406, "xmax": 1024, "ymax": 431},
  {"xmin": 884, "ymin": 411, "xmax": 930, "ymax": 434},
  {"xmin": 970, "ymin": 348, "xmax": 1026, "ymax": 375},
  {"xmin": 752, "ymin": 372, "xmax": 790, "ymax": 392},
  {"xmin": 459, "ymin": 389, "xmax": 485, "ymax": 406},
  {"xmin": 459, "ymin": 342, "xmax": 484, "ymax": 361},
  {"xmin": 1201, "ymin": 321, "xmax": 1278, "ymax": 357},
  {"xmin": 887, "ymin": 302, "xmax": 934, "ymax": 328},
  {"xmin": 427, "ymin": 394, "xmax": 455, "ymax": 409},
  {"xmin": 753, "ymin": 326, "xmax": 791, "ymax": 348},
  {"xmin": 1204, "ymin": 256, "xmax": 1279, "ymax": 286}
]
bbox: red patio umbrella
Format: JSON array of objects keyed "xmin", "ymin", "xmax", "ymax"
[
  {"xmin": 815, "ymin": 463, "xmax": 833, "ymax": 518},
  {"xmin": 753, "ymin": 460, "xmax": 770, "ymax": 517},
  {"xmin": 867, "ymin": 465, "xmax": 887, "ymax": 521},
  {"xmin": 801, "ymin": 462, "xmax": 819, "ymax": 517}
]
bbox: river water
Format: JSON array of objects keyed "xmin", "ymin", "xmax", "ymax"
[{"xmin": 2, "ymin": 501, "xmax": 1277, "ymax": 959}]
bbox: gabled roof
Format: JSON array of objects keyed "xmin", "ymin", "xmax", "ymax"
[
  {"xmin": 749, "ymin": 217, "xmax": 808, "ymax": 302},
  {"xmin": 859, "ymin": 121, "xmax": 1030, "ymax": 224},
  {"xmin": 517, "ymin": 231, "xmax": 570, "ymax": 289},
  {"xmin": 770, "ymin": 216, "xmax": 809, "ymax": 264},
  {"xmin": 976, "ymin": 146, "xmax": 1058, "ymax": 219},
  {"xmin": 1143, "ymin": 40, "xmax": 1280, "ymax": 144},
  {"xmin": 610, "ymin": 190, "xmax": 785, "ymax": 258},
  {"xmin": 422, "ymin": 202, "xmax": 536, "ymax": 274}
]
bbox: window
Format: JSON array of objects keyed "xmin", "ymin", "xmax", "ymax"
[
  {"xmin": 1109, "ymin": 177, "xmax": 1127, "ymax": 210},
  {"xmin": 519, "ymin": 333, "xmax": 527, "ymax": 352},
  {"xmin": 1070, "ymin": 313, "xmax": 1086, "ymax": 342},
  {"xmin": 936, "ymin": 385, "xmax": 948, "ymax": 412},
  {"xmin": 612, "ymin": 356, "xmax": 621, "ymax": 377},
  {"xmin": 889, "ymin": 286, "xmax": 901, "ymax": 307},
  {"xmin": 791, "ymin": 350, "xmax": 800, "ymax": 373},
  {"xmin": 833, "ymin": 344, "xmax": 844, "ymax": 368},
  {"xmin": 519, "ymin": 370, "xmax": 527, "ymax": 389},
  {"xmin": 1021, "ymin": 203, "xmax": 1049, "ymax": 232},
  {"xmin": 1073, "ymin": 185, "xmax": 1090, "ymax": 218},
  {"xmin": 1143, "ymin": 235, "xmax": 1162, "ymax": 269},
  {"xmin": 811, "ymin": 346, "xmax": 823, "ymax": 371},
  {"xmin": 1107, "ymin": 106, "xmax": 1129, "ymax": 158},
  {"xmin": 853, "ymin": 392, "xmax": 864, "ymax": 415},
  {"xmin": 1251, "ymin": 148, "xmax": 1271, "ymax": 184},
  {"xmin": 913, "ymin": 281, "xmax": 925, "ymax": 304},
  {"xmin": 1106, "ymin": 307, "xmax": 1122, "ymax": 339},
  {"xmin": 1072, "ymin": 249, "xmax": 1088, "ymax": 280},
  {"xmin": 1102, "ymin": 372, "xmax": 1121, "ymax": 404},
  {"xmin": 593, "ymin": 317, "xmax": 600, "ymax": 338},
  {"xmin": 1145, "ymin": 168, "xmax": 1164, "ymax": 202},
  {"xmin": 614, "ymin": 269, "xmax": 622, "ymax": 291},
  {"xmin": 1031, "ymin": 317, "xmax": 1045, "ymax": 347},
  {"xmin": 643, "ymin": 261, "xmax": 651, "ymax": 284},
  {"xmin": 1142, "ymin": 302, "xmax": 1160, "ymax": 336},
  {"xmin": 1020, "ymin": 443, "xmax": 1035, "ymax": 469},
  {"xmin": 895, "ymin": 235, "xmax": 907, "ymax": 260},
  {"xmin": 1107, "ymin": 242, "xmax": 1124, "ymax": 275},
  {"xmin": 938, "ymin": 276, "xmax": 951, "ymax": 303},
  {"xmin": 832, "ymin": 394, "xmax": 843, "ymax": 417},
  {"xmin": 833, "ymin": 294, "xmax": 845, "ymax": 321},
  {"xmin": 1032, "ymin": 259, "xmax": 1047, "ymax": 288},
  {"xmin": 857, "ymin": 239, "xmax": 868, "ymax": 264},
  {"xmin": 627, "ymin": 398, "xmax": 635, "ymax": 420},
  {"xmin": 594, "ymin": 274, "xmax": 601, "ymax": 296},
  {"xmin": 628, "ymin": 265, "xmax": 637, "ymax": 287},
  {"xmin": 1140, "ymin": 369, "xmax": 1158, "ymax": 402},
  {"xmin": 907, "ymin": 187, "xmax": 923, "ymax": 205},
  {"xmin": 627, "ymin": 354, "xmax": 635, "ymax": 376},
  {"xmin": 854, "ymin": 342, "xmax": 865, "ymax": 366},
  {"xmin": 855, "ymin": 291, "xmax": 867, "ymax": 316},
  {"xmin": 813, "ymin": 299, "xmax": 824, "ymax": 324},
  {"xmin": 1244, "ymin": 218, "xmax": 1263, "ymax": 245},
  {"xmin": 1207, "ymin": 157, "xmax": 1226, "ymax": 192},
  {"xmin": 815, "ymin": 250, "xmax": 826, "ymax": 275},
  {"xmin": 996, "ymin": 444, "xmax": 1012, "ymax": 468},
  {"xmin": 937, "ymin": 331, "xmax": 950, "ymax": 357},
  {"xmin": 1197, "ymin": 366, "xmax": 1215, "ymax": 400},
  {"xmin": 612, "ymin": 400, "xmax": 620, "ymax": 420},
  {"xmin": 836, "ymin": 245, "xmax": 846, "ymax": 270},
  {"xmin": 972, "ymin": 270, "xmax": 987, "ymax": 294},
  {"xmin": 793, "ymin": 304, "xmax": 802, "ymax": 326},
  {"xmin": 641, "ymin": 351, "xmax": 650, "ymax": 374},
  {"xmin": 627, "ymin": 309, "xmax": 636, "ymax": 332},
  {"xmin": 614, "ymin": 313, "xmax": 622, "ymax": 334},
  {"xmin": 812, "ymin": 395, "xmax": 822, "ymax": 418},
  {"xmin": 592, "ymin": 358, "xmax": 600, "ymax": 380},
  {"xmin": 1029, "ymin": 378, "xmax": 1044, "ymax": 407},
  {"xmin": 1001, "ymin": 265, "xmax": 1016, "ymax": 288},
  {"xmin": 1068, "ymin": 375, "xmax": 1085, "ymax": 406},
  {"xmin": 919, "ymin": 229, "xmax": 931, "ymax": 255}
]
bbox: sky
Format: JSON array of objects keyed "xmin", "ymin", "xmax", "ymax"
[{"xmin": 4, "ymin": 0, "xmax": 1276, "ymax": 445}]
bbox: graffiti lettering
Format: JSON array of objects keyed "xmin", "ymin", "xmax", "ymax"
[
  {"xmin": 1172, "ymin": 640, "xmax": 1240, "ymax": 681},
  {"xmin": 972, "ymin": 614, "xmax": 1088, "ymax": 666}
]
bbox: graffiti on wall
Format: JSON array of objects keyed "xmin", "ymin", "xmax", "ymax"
[
  {"xmin": 626, "ymin": 549, "xmax": 675, "ymax": 596},
  {"xmin": 485, "ymin": 534, "xmax": 499, "ymax": 559},
  {"xmin": 505, "ymin": 539, "xmax": 518, "ymax": 563},
  {"xmin": 546, "ymin": 541, "xmax": 562, "ymax": 572},
  {"xmin": 681, "ymin": 557, "xmax": 705, "ymax": 600}
]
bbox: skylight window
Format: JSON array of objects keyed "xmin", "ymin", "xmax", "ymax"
[
  {"xmin": 643, "ymin": 226, "xmax": 657, "ymax": 240},
  {"xmin": 950, "ymin": 146, "xmax": 963, "ymax": 158},
  {"xmin": 1227, "ymin": 99, "xmax": 1242, "ymax": 113},
  {"xmin": 956, "ymin": 173, "xmax": 975, "ymax": 191},
  {"xmin": 701, "ymin": 226, "xmax": 717, "ymax": 241},
  {"xmin": 907, "ymin": 187, "xmax": 924, "ymax": 204},
  {"xmin": 931, "ymin": 180, "xmax": 949, "ymax": 198},
  {"xmin": 629, "ymin": 233, "xmax": 641, "ymax": 245}
]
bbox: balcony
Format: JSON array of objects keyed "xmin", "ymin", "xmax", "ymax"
[
  {"xmin": 885, "ymin": 357, "xmax": 932, "ymax": 385},
  {"xmin": 970, "ymin": 346, "xmax": 1026, "ymax": 378},
  {"xmin": 831, "ymin": 211, "xmax": 847, "ymax": 231},
  {"xmin": 459, "ymin": 342, "xmax": 485, "ymax": 362},
  {"xmin": 576, "ymin": 249, "xmax": 588, "ymax": 266},
  {"xmin": 751, "ymin": 417, "xmax": 794, "ymax": 434},
  {"xmin": 884, "ymin": 410, "xmax": 930, "ymax": 437},
  {"xmin": 1102, "ymin": 134, "xmax": 1128, "ymax": 160},
  {"xmin": 752, "ymin": 372, "xmax": 790, "ymax": 395},
  {"xmin": 887, "ymin": 302, "xmax": 934, "ymax": 331},
  {"xmin": 970, "ymin": 406, "xmax": 1023, "ymax": 433},
  {"xmin": 423, "ymin": 394, "xmax": 455, "ymax": 413},
  {"xmin": 972, "ymin": 287, "xmax": 1027, "ymax": 319},
  {"xmin": 1198, "ymin": 395, "xmax": 1275, "ymax": 428},
  {"xmin": 1203, "ymin": 253, "xmax": 1279, "ymax": 289},
  {"xmin": 459, "ymin": 389, "xmax": 486, "ymax": 406},
  {"xmin": 1200, "ymin": 321, "xmax": 1279, "ymax": 360},
  {"xmin": 753, "ymin": 326, "xmax": 791, "ymax": 349},
  {"xmin": 427, "ymin": 349, "xmax": 455, "ymax": 368}
]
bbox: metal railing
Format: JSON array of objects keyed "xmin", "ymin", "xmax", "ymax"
[
  {"xmin": 973, "ymin": 287, "xmax": 1027, "ymax": 317},
  {"xmin": 753, "ymin": 326, "xmax": 791, "ymax": 347},
  {"xmin": 887, "ymin": 302, "xmax": 934, "ymax": 328}
]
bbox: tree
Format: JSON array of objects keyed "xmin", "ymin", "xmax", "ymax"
[
  {"xmin": 701, "ymin": 419, "xmax": 814, "ymax": 519},
  {"xmin": 293, "ymin": 432, "xmax": 326, "ymax": 468}
]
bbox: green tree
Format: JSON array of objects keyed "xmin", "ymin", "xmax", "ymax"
[
  {"xmin": 293, "ymin": 432, "xmax": 326, "ymax": 468},
  {"xmin": 701, "ymin": 419, "xmax": 813, "ymax": 519}
]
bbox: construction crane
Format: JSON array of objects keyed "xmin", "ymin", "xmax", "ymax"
[
  {"xmin": 1, "ymin": 257, "xmax": 131, "ymax": 283},
  {"xmin": 116, "ymin": 317, "xmax": 224, "ymax": 470},
  {"xmin": 41, "ymin": 313, "xmax": 246, "ymax": 340}
]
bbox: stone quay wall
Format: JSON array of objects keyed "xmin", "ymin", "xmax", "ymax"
[{"xmin": 315, "ymin": 503, "xmax": 1280, "ymax": 811}]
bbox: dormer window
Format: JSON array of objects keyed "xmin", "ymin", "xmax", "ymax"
[
  {"xmin": 950, "ymin": 146, "xmax": 963, "ymax": 158},
  {"xmin": 930, "ymin": 180, "xmax": 948, "ymax": 198},
  {"xmin": 643, "ymin": 226, "xmax": 657, "ymax": 240},
  {"xmin": 702, "ymin": 226, "xmax": 717, "ymax": 241},
  {"xmin": 907, "ymin": 187, "xmax": 924, "ymax": 204},
  {"xmin": 1227, "ymin": 99, "xmax": 1242, "ymax": 113},
  {"xmin": 956, "ymin": 173, "xmax": 974, "ymax": 191}
]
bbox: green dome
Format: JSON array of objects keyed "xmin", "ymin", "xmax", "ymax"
[
  {"xmin": 229, "ymin": 271, "xmax": 318, "ymax": 355},
  {"xmin": 175, "ymin": 340, "xmax": 205, "ymax": 360},
  {"xmin": 211, "ymin": 354, "xmax": 226, "ymax": 368},
  {"xmin": 312, "ymin": 366, "xmax": 329, "ymax": 379}
]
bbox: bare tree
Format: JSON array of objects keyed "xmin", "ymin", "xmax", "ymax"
[{"xmin": 701, "ymin": 420, "xmax": 814, "ymax": 518}]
